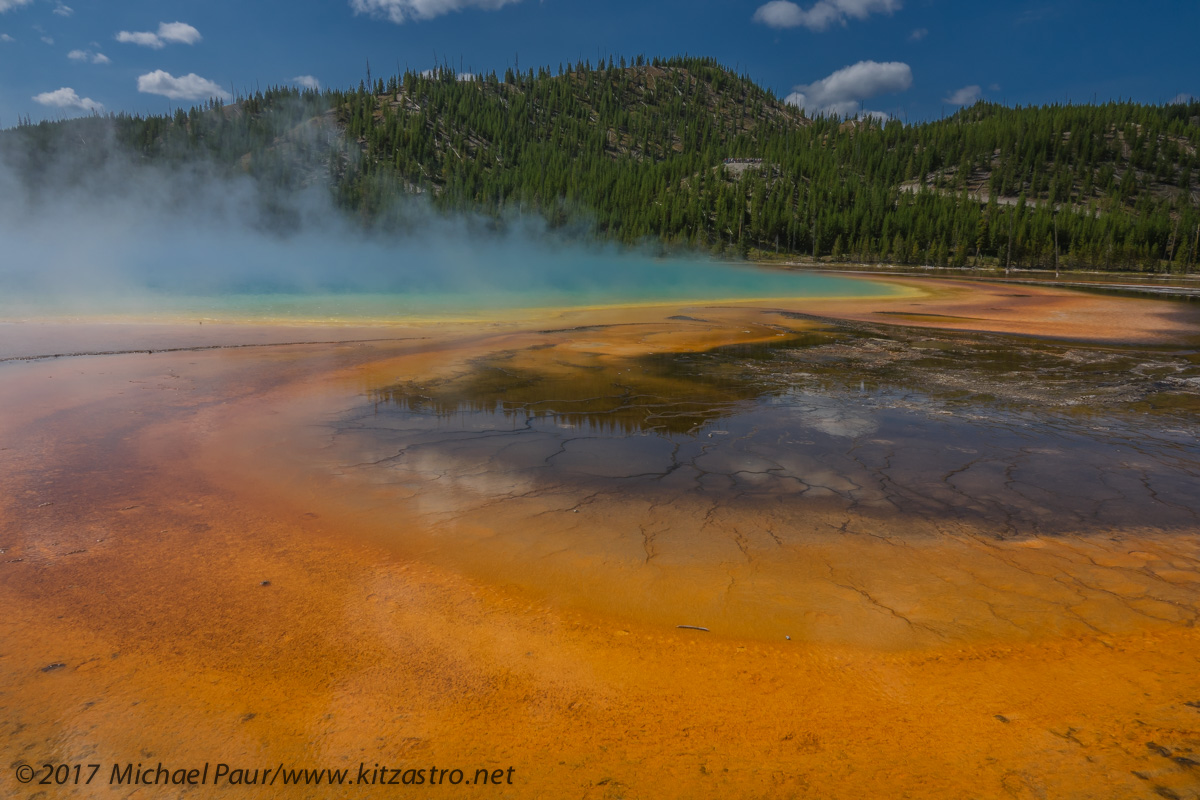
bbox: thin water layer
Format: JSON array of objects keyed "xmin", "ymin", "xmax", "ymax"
[
  {"xmin": 349, "ymin": 319, "xmax": 1200, "ymax": 535},
  {"xmin": 0, "ymin": 259, "xmax": 903, "ymax": 322},
  {"xmin": 314, "ymin": 316, "xmax": 1200, "ymax": 644}
]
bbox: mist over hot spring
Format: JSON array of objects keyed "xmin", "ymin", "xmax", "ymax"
[{"xmin": 0, "ymin": 133, "xmax": 887, "ymax": 320}]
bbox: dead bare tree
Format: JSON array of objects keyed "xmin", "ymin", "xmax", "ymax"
[{"xmin": 1054, "ymin": 208, "xmax": 1060, "ymax": 278}]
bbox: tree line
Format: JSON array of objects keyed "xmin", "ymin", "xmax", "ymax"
[{"xmin": 5, "ymin": 55, "xmax": 1199, "ymax": 272}]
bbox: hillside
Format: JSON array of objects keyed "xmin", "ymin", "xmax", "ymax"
[{"xmin": 4, "ymin": 55, "xmax": 1200, "ymax": 272}]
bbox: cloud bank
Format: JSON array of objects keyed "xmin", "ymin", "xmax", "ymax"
[
  {"xmin": 116, "ymin": 21, "xmax": 202, "ymax": 49},
  {"xmin": 350, "ymin": 0, "xmax": 523, "ymax": 24},
  {"xmin": 753, "ymin": 0, "xmax": 900, "ymax": 31},
  {"xmin": 785, "ymin": 60, "xmax": 912, "ymax": 118}
]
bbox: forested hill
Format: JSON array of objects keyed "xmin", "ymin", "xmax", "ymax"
[{"xmin": 5, "ymin": 55, "xmax": 1200, "ymax": 272}]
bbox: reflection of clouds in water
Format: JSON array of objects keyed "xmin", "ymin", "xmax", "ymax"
[
  {"xmin": 805, "ymin": 409, "xmax": 877, "ymax": 439},
  {"xmin": 406, "ymin": 450, "xmax": 537, "ymax": 515},
  {"xmin": 336, "ymin": 372, "xmax": 1200, "ymax": 536},
  {"xmin": 777, "ymin": 395, "xmax": 879, "ymax": 439},
  {"xmin": 336, "ymin": 429, "xmax": 539, "ymax": 516}
]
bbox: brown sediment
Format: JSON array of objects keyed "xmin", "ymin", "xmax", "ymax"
[
  {"xmin": 3, "ymin": 281, "xmax": 1200, "ymax": 798},
  {"xmin": 777, "ymin": 275, "xmax": 1200, "ymax": 344}
]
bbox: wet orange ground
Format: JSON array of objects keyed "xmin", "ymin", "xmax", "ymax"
[
  {"xmin": 3, "ymin": 278, "xmax": 1200, "ymax": 799},
  {"xmin": 802, "ymin": 274, "xmax": 1200, "ymax": 343}
]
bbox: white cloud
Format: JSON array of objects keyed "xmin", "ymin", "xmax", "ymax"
[
  {"xmin": 116, "ymin": 21, "xmax": 201, "ymax": 49},
  {"xmin": 157, "ymin": 21, "xmax": 201, "ymax": 44},
  {"xmin": 137, "ymin": 69, "xmax": 231, "ymax": 101},
  {"xmin": 40, "ymin": 34, "xmax": 52, "ymax": 44},
  {"xmin": 908, "ymin": 27, "xmax": 927, "ymax": 41},
  {"xmin": 988, "ymin": 83, "xmax": 1001, "ymax": 91},
  {"xmin": 33, "ymin": 86, "xmax": 103, "ymax": 112},
  {"xmin": 753, "ymin": 0, "xmax": 900, "ymax": 31},
  {"xmin": 68, "ymin": 48, "xmax": 109, "ymax": 64},
  {"xmin": 784, "ymin": 60, "xmax": 912, "ymax": 117},
  {"xmin": 944, "ymin": 84, "xmax": 981, "ymax": 105},
  {"xmin": 0, "ymin": 33, "xmax": 14, "ymax": 42},
  {"xmin": 350, "ymin": 0, "xmax": 523, "ymax": 24},
  {"xmin": 0, "ymin": 0, "xmax": 32, "ymax": 12},
  {"xmin": 1169, "ymin": 93, "xmax": 1196, "ymax": 105},
  {"xmin": 292, "ymin": 74, "xmax": 320, "ymax": 90},
  {"xmin": 52, "ymin": 3, "xmax": 72, "ymax": 16},
  {"xmin": 116, "ymin": 30, "xmax": 159, "ymax": 47}
]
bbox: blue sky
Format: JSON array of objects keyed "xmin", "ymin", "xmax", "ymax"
[{"xmin": 2, "ymin": 0, "xmax": 1197, "ymax": 127}]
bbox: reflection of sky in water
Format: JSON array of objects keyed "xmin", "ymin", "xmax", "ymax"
[{"xmin": 346, "ymin": 328, "xmax": 1200, "ymax": 537}]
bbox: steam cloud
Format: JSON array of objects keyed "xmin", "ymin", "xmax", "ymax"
[
  {"xmin": 0, "ymin": 119, "xmax": 733, "ymax": 320},
  {"xmin": 0, "ymin": 106, "xmax": 853, "ymax": 325}
]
